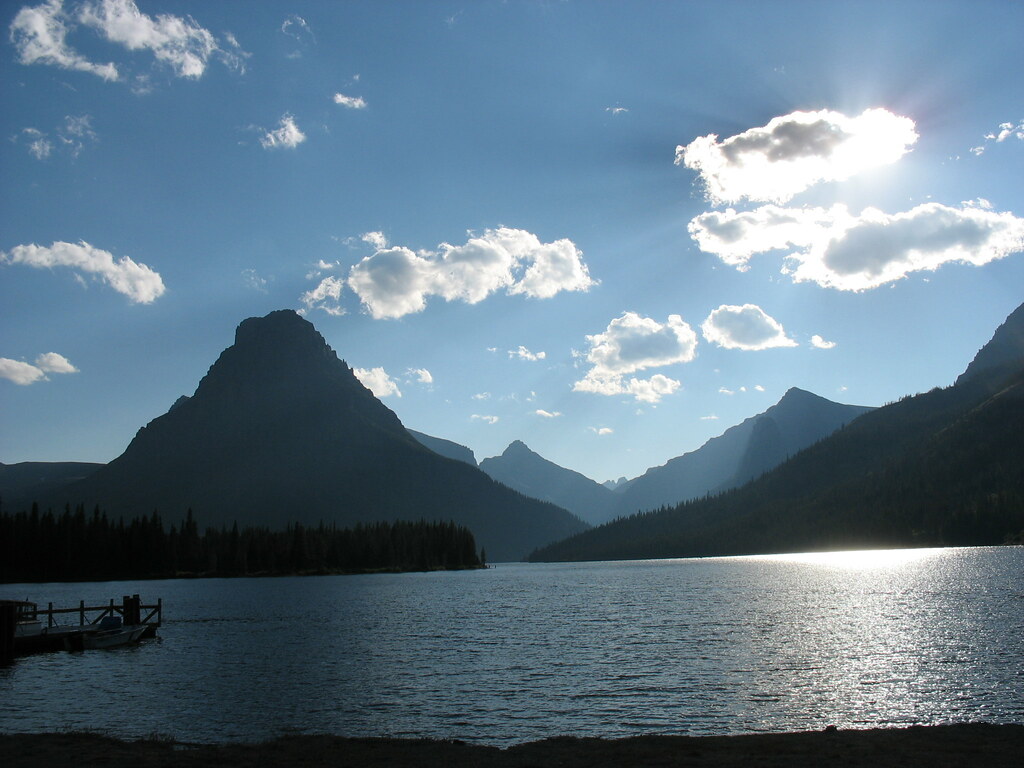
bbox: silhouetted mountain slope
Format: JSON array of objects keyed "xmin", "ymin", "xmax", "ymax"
[
  {"xmin": 530, "ymin": 303, "xmax": 1024, "ymax": 562},
  {"xmin": 612, "ymin": 388, "xmax": 873, "ymax": 517},
  {"xmin": 479, "ymin": 441, "xmax": 618, "ymax": 525},
  {"xmin": 408, "ymin": 430, "xmax": 477, "ymax": 466},
  {"xmin": 956, "ymin": 302, "xmax": 1024, "ymax": 386},
  {"xmin": 48, "ymin": 310, "xmax": 585, "ymax": 561},
  {"xmin": 0, "ymin": 462, "xmax": 102, "ymax": 512}
]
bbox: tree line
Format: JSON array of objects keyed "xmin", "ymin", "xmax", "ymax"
[{"xmin": 0, "ymin": 504, "xmax": 485, "ymax": 583}]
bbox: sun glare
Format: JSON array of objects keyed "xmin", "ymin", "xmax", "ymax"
[{"xmin": 745, "ymin": 547, "xmax": 945, "ymax": 570}]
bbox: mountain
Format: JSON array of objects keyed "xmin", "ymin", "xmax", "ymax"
[
  {"xmin": 956, "ymin": 302, "xmax": 1024, "ymax": 386},
  {"xmin": 46, "ymin": 310, "xmax": 586, "ymax": 561},
  {"xmin": 602, "ymin": 477, "xmax": 630, "ymax": 491},
  {"xmin": 530, "ymin": 302, "xmax": 1024, "ymax": 562},
  {"xmin": 479, "ymin": 441, "xmax": 618, "ymax": 525},
  {"xmin": 0, "ymin": 462, "xmax": 102, "ymax": 512},
  {"xmin": 612, "ymin": 388, "xmax": 874, "ymax": 517},
  {"xmin": 408, "ymin": 430, "xmax": 477, "ymax": 466}
]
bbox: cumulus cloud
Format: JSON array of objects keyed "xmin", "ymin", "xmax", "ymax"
[
  {"xmin": 573, "ymin": 312, "xmax": 697, "ymax": 403},
  {"xmin": 784, "ymin": 203, "xmax": 1024, "ymax": 291},
  {"xmin": 509, "ymin": 346, "xmax": 545, "ymax": 361},
  {"xmin": 691, "ymin": 202, "xmax": 1024, "ymax": 291},
  {"xmin": 605, "ymin": 106, "xmax": 628, "ymax": 115},
  {"xmin": 361, "ymin": 231, "xmax": 387, "ymax": 249},
  {"xmin": 689, "ymin": 205, "xmax": 843, "ymax": 270},
  {"xmin": 347, "ymin": 227, "xmax": 595, "ymax": 319},
  {"xmin": 407, "ymin": 367, "xmax": 433, "ymax": 384},
  {"xmin": 10, "ymin": 0, "xmax": 246, "ymax": 81},
  {"xmin": 811, "ymin": 334, "xmax": 836, "ymax": 349},
  {"xmin": 700, "ymin": 414, "xmax": 719, "ymax": 421},
  {"xmin": 260, "ymin": 113, "xmax": 305, "ymax": 149},
  {"xmin": 471, "ymin": 414, "xmax": 499, "ymax": 425},
  {"xmin": 9, "ymin": 0, "xmax": 119, "ymax": 80},
  {"xmin": 299, "ymin": 275, "xmax": 345, "ymax": 316},
  {"xmin": 35, "ymin": 351, "xmax": 78, "ymax": 373},
  {"xmin": 334, "ymin": 92, "xmax": 367, "ymax": 109},
  {"xmin": 1, "ymin": 240, "xmax": 165, "ymax": 303},
  {"xmin": 677, "ymin": 108, "xmax": 917, "ymax": 204},
  {"xmin": 353, "ymin": 366, "xmax": 401, "ymax": 398},
  {"xmin": 536, "ymin": 409, "xmax": 561, "ymax": 418},
  {"xmin": 589, "ymin": 426, "xmax": 613, "ymax": 436},
  {"xmin": 701, "ymin": 304, "xmax": 797, "ymax": 350},
  {"xmin": 0, "ymin": 352, "xmax": 78, "ymax": 385}
]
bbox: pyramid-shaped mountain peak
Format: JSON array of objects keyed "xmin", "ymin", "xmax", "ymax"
[
  {"xmin": 956, "ymin": 301, "xmax": 1024, "ymax": 386},
  {"xmin": 53, "ymin": 310, "xmax": 586, "ymax": 561}
]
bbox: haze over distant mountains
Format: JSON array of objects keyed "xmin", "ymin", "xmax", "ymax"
[
  {"xmin": 26, "ymin": 310, "xmax": 586, "ymax": 562},
  {"xmin": 472, "ymin": 389, "xmax": 872, "ymax": 525},
  {"xmin": 531, "ymin": 300, "xmax": 1024, "ymax": 562}
]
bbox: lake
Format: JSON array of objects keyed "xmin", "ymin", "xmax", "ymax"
[{"xmin": 1, "ymin": 546, "xmax": 1022, "ymax": 744}]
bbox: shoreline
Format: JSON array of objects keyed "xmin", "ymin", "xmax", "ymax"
[{"xmin": 5, "ymin": 723, "xmax": 1023, "ymax": 767}]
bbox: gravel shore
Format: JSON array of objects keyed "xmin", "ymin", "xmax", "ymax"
[{"xmin": 4, "ymin": 724, "xmax": 1022, "ymax": 767}]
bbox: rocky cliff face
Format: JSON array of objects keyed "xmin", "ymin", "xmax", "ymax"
[
  {"xmin": 956, "ymin": 302, "xmax": 1024, "ymax": 387},
  {"xmin": 56, "ymin": 310, "xmax": 586, "ymax": 561}
]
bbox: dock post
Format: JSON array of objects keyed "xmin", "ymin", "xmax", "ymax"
[
  {"xmin": 79, "ymin": 600, "xmax": 85, "ymax": 626},
  {"xmin": 0, "ymin": 602, "xmax": 15, "ymax": 664},
  {"xmin": 48, "ymin": 602, "xmax": 53, "ymax": 629}
]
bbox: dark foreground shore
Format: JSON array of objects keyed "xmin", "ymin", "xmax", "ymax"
[{"xmin": 4, "ymin": 724, "xmax": 1023, "ymax": 767}]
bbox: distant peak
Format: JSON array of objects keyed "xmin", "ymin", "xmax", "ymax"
[
  {"xmin": 504, "ymin": 440, "xmax": 533, "ymax": 455},
  {"xmin": 779, "ymin": 387, "xmax": 819, "ymax": 402}
]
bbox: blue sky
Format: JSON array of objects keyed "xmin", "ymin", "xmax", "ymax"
[{"xmin": 2, "ymin": 0, "xmax": 1023, "ymax": 484}]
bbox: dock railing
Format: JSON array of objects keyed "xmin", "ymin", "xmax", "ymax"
[{"xmin": 35, "ymin": 594, "xmax": 161, "ymax": 634}]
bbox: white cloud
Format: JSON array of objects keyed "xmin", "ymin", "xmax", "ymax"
[
  {"xmin": 347, "ymin": 227, "xmax": 595, "ymax": 319},
  {"xmin": 353, "ymin": 366, "xmax": 401, "ymax": 398},
  {"xmin": 784, "ymin": 203, "xmax": 1024, "ymax": 291},
  {"xmin": 971, "ymin": 120, "xmax": 1024, "ymax": 155},
  {"xmin": 10, "ymin": 0, "xmax": 247, "ymax": 81},
  {"xmin": 688, "ymin": 204, "xmax": 843, "ymax": 270},
  {"xmin": 701, "ymin": 304, "xmax": 797, "ymax": 350},
  {"xmin": 35, "ymin": 351, "xmax": 78, "ymax": 373},
  {"xmin": 605, "ymin": 106, "xmax": 628, "ymax": 115},
  {"xmin": 281, "ymin": 14, "xmax": 314, "ymax": 56},
  {"xmin": 0, "ymin": 352, "xmax": 78, "ymax": 385},
  {"xmin": 24, "ymin": 129, "xmax": 53, "ymax": 159},
  {"xmin": 334, "ymin": 92, "xmax": 367, "ymax": 109},
  {"xmin": 573, "ymin": 312, "xmax": 696, "ymax": 403},
  {"xmin": 719, "ymin": 387, "xmax": 734, "ymax": 395},
  {"xmin": 299, "ymin": 275, "xmax": 345, "ymax": 316},
  {"xmin": 361, "ymin": 231, "xmax": 387, "ymax": 249},
  {"xmin": 811, "ymin": 334, "xmax": 836, "ymax": 349},
  {"xmin": 589, "ymin": 426, "xmax": 613, "ymax": 436},
  {"xmin": 1, "ymin": 240, "xmax": 165, "ymax": 303},
  {"xmin": 10, "ymin": 0, "xmax": 119, "ymax": 80},
  {"xmin": 692, "ymin": 203, "xmax": 1024, "ymax": 291},
  {"xmin": 79, "ymin": 0, "xmax": 247, "ymax": 77},
  {"xmin": 676, "ymin": 108, "xmax": 917, "ymax": 204},
  {"xmin": 754, "ymin": 384, "xmax": 765, "ymax": 392},
  {"xmin": 407, "ymin": 367, "xmax": 433, "ymax": 384},
  {"xmin": 701, "ymin": 414, "xmax": 719, "ymax": 421},
  {"xmin": 535, "ymin": 409, "xmax": 561, "ymax": 418},
  {"xmin": 509, "ymin": 345, "xmax": 546, "ymax": 361},
  {"xmin": 472, "ymin": 392, "xmax": 490, "ymax": 400},
  {"xmin": 260, "ymin": 113, "xmax": 305, "ymax": 149},
  {"xmin": 18, "ymin": 115, "xmax": 98, "ymax": 160},
  {"xmin": 471, "ymin": 414, "xmax": 499, "ymax": 425},
  {"xmin": 0, "ymin": 358, "xmax": 48, "ymax": 385}
]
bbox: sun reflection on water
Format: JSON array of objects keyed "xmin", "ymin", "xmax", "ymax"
[{"xmin": 740, "ymin": 547, "xmax": 945, "ymax": 570}]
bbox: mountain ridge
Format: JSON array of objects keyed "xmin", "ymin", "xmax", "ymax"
[{"xmin": 46, "ymin": 310, "xmax": 586, "ymax": 561}]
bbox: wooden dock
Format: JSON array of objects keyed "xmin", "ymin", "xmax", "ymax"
[{"xmin": 1, "ymin": 595, "xmax": 161, "ymax": 662}]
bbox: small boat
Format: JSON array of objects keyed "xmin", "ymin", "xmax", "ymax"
[{"xmin": 64, "ymin": 616, "xmax": 147, "ymax": 651}]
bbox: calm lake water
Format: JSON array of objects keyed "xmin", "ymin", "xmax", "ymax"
[{"xmin": 2, "ymin": 546, "xmax": 1023, "ymax": 744}]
